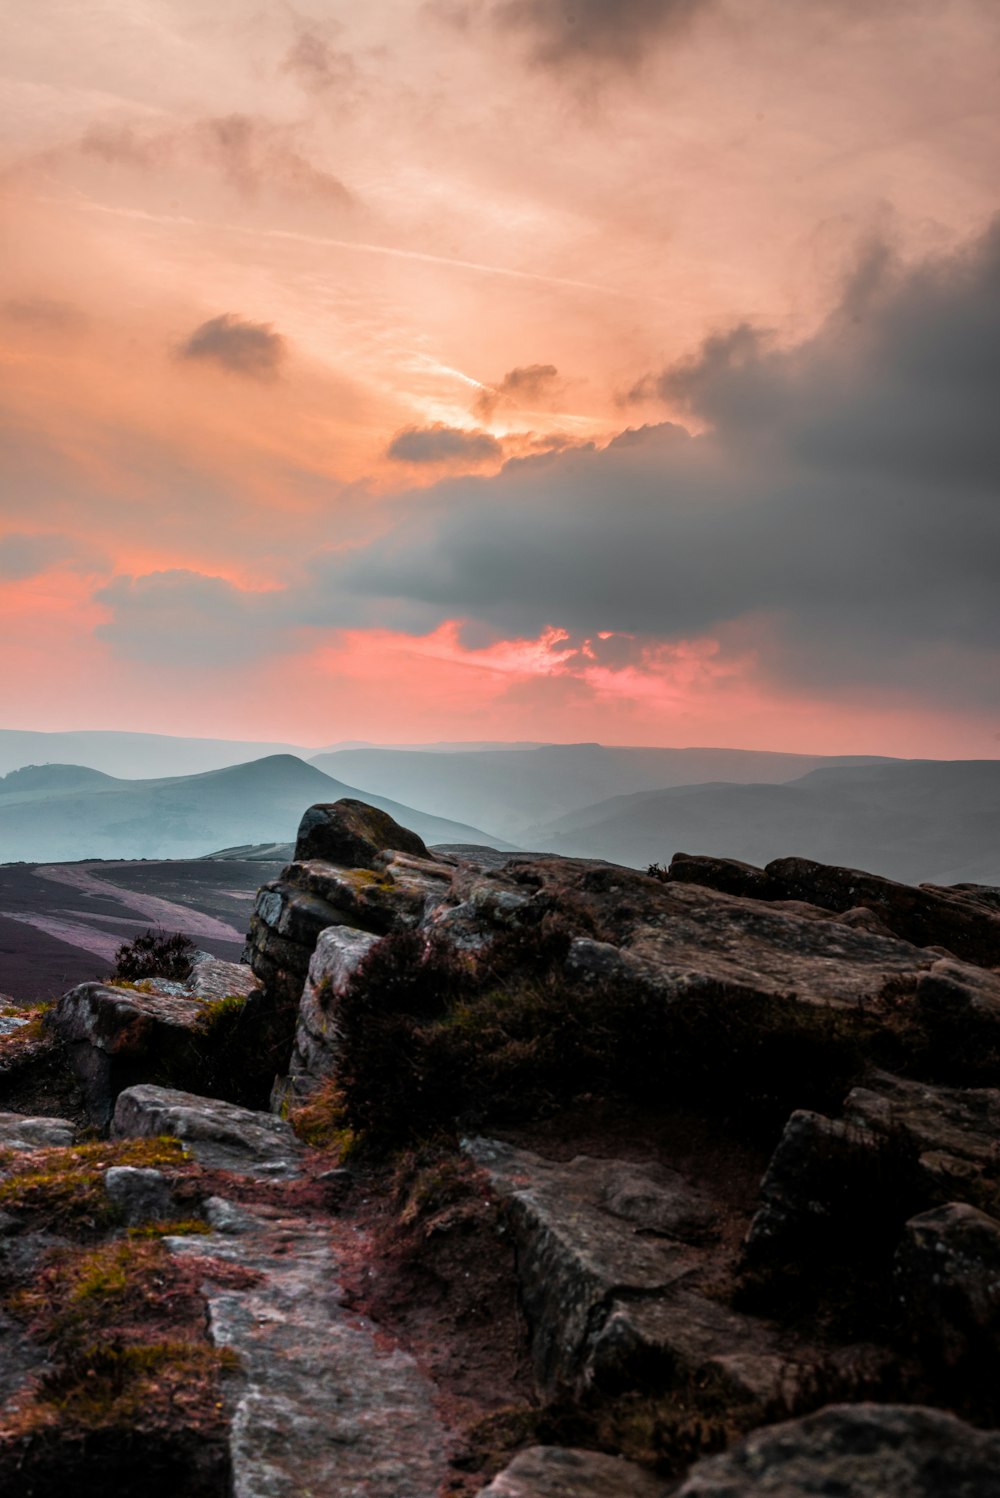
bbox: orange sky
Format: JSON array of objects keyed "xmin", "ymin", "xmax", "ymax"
[{"xmin": 2, "ymin": 0, "xmax": 998, "ymax": 754}]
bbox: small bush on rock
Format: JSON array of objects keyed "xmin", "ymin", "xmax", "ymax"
[{"xmin": 112, "ymin": 929, "xmax": 196, "ymax": 983}]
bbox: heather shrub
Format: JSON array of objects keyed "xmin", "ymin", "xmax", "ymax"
[{"xmin": 112, "ymin": 929, "xmax": 197, "ymax": 983}]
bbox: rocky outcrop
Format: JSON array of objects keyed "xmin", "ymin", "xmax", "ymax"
[
  {"xmin": 8, "ymin": 801, "xmax": 1000, "ymax": 1497},
  {"xmin": 465, "ymin": 1138, "xmax": 807, "ymax": 1407},
  {"xmin": 673, "ymin": 1403, "xmax": 1000, "ymax": 1496},
  {"xmin": 49, "ymin": 956, "xmax": 256, "ymax": 1126},
  {"xmin": 667, "ymin": 851, "xmax": 1000, "ymax": 967},
  {"xmin": 746, "ymin": 1070, "xmax": 1000, "ymax": 1260}
]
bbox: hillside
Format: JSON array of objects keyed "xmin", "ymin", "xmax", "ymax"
[
  {"xmin": 0, "ymin": 754, "xmax": 508, "ymax": 862},
  {"xmin": 524, "ymin": 758, "xmax": 1000, "ymax": 885},
  {"xmin": 311, "ymin": 743, "xmax": 892, "ymax": 841}
]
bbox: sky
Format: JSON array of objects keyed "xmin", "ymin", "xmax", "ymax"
[{"xmin": 1, "ymin": 0, "xmax": 998, "ymax": 755}]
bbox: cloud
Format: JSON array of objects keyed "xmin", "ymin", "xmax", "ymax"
[
  {"xmin": 2, "ymin": 298, "xmax": 86, "ymax": 332},
  {"xmin": 94, "ymin": 571, "xmax": 281, "ymax": 667},
  {"xmin": 493, "ymin": 0, "xmax": 707, "ymax": 72},
  {"xmin": 474, "ymin": 362, "xmax": 561, "ymax": 419},
  {"xmin": 329, "ymin": 218, "xmax": 1000, "ymax": 706},
  {"xmin": 0, "ymin": 533, "xmax": 105, "ymax": 580},
  {"xmin": 386, "ymin": 424, "xmax": 503, "ymax": 464},
  {"xmin": 283, "ymin": 29, "xmax": 358, "ymax": 98},
  {"xmin": 178, "ymin": 314, "xmax": 287, "ymax": 380},
  {"xmin": 89, "ymin": 219, "xmax": 1000, "ymax": 720},
  {"xmin": 81, "ymin": 115, "xmax": 351, "ymax": 207}
]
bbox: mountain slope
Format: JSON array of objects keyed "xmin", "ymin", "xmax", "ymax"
[
  {"xmin": 523, "ymin": 759, "xmax": 1000, "ymax": 886},
  {"xmin": 310, "ymin": 744, "xmax": 893, "ymax": 841},
  {"xmin": 0, "ymin": 755, "xmax": 510, "ymax": 862}
]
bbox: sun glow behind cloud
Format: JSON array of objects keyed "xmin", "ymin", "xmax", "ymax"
[{"xmin": 1, "ymin": 0, "xmax": 999, "ymax": 751}]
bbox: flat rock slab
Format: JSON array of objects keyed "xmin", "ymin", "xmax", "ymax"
[
  {"xmin": 674, "ymin": 1403, "xmax": 1000, "ymax": 1496},
  {"xmin": 167, "ymin": 1200, "xmax": 448, "ymax": 1498},
  {"xmin": 476, "ymin": 1445, "xmax": 669, "ymax": 1497},
  {"xmin": 465, "ymin": 1138, "xmax": 795, "ymax": 1401},
  {"xmin": 0, "ymin": 1111, "xmax": 75, "ymax": 1152},
  {"xmin": 112, "ymin": 1084, "xmax": 302, "ymax": 1177}
]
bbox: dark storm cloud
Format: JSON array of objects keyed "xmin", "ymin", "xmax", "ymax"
[
  {"xmin": 474, "ymin": 362, "xmax": 561, "ymax": 419},
  {"xmin": 493, "ymin": 0, "xmax": 707, "ymax": 71},
  {"xmin": 386, "ymin": 425, "xmax": 503, "ymax": 463},
  {"xmin": 178, "ymin": 314, "xmax": 287, "ymax": 380},
  {"xmin": 336, "ymin": 219, "xmax": 1000, "ymax": 704}
]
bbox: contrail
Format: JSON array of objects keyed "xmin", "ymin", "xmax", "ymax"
[{"xmin": 50, "ymin": 194, "xmax": 650, "ymax": 302}]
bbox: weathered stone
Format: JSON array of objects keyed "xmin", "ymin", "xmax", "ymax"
[
  {"xmin": 50, "ymin": 982, "xmax": 210, "ymax": 1127},
  {"xmin": 747, "ymin": 1072, "xmax": 1000, "ymax": 1263},
  {"xmin": 166, "ymin": 1200, "xmax": 448, "ymax": 1498},
  {"xmin": 294, "ymin": 797, "xmax": 430, "ymax": 868},
  {"xmin": 843, "ymin": 1071, "xmax": 1000, "ymax": 1198},
  {"xmin": 187, "ymin": 956, "xmax": 258, "ymax": 1001},
  {"xmin": 895, "ymin": 1201, "xmax": 1000, "ymax": 1366},
  {"xmin": 112, "ymin": 1084, "xmax": 302, "ymax": 1177},
  {"xmin": 475, "ymin": 1445, "xmax": 668, "ymax": 1498},
  {"xmin": 674, "ymin": 1403, "xmax": 1000, "ymax": 1496},
  {"xmin": 284, "ymin": 924, "xmax": 380, "ymax": 1101},
  {"xmin": 667, "ymin": 853, "xmax": 784, "ymax": 901},
  {"xmin": 104, "ymin": 1165, "xmax": 174, "ymax": 1226},
  {"xmin": 743, "ymin": 1109, "xmax": 873, "ymax": 1260},
  {"xmin": 464, "ymin": 1138, "xmax": 797, "ymax": 1402},
  {"xmin": 763, "ymin": 857, "xmax": 1000, "ymax": 967},
  {"xmin": 0, "ymin": 1111, "xmax": 75, "ymax": 1151}
]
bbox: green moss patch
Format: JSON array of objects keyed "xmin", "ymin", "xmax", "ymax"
[{"xmin": 0, "ymin": 1136, "xmax": 188, "ymax": 1231}]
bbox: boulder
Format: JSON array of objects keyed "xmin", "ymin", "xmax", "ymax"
[
  {"xmin": 50, "ymin": 982, "xmax": 215, "ymax": 1128},
  {"xmin": 283, "ymin": 924, "xmax": 381, "ymax": 1102},
  {"xmin": 294, "ymin": 798, "xmax": 429, "ymax": 868},
  {"xmin": 112, "ymin": 1084, "xmax": 302, "ymax": 1177},
  {"xmin": 475, "ymin": 1446, "xmax": 668, "ymax": 1497},
  {"xmin": 746, "ymin": 1072, "xmax": 1000, "ymax": 1261},
  {"xmin": 166, "ymin": 1198, "xmax": 449, "ymax": 1497},
  {"xmin": 104, "ymin": 1165, "xmax": 175, "ymax": 1226},
  {"xmin": 464, "ymin": 1138, "xmax": 800, "ymax": 1404},
  {"xmin": 895, "ymin": 1201, "xmax": 1000, "ymax": 1367},
  {"xmin": 674, "ymin": 1403, "xmax": 1000, "ymax": 1496},
  {"xmin": 0, "ymin": 1111, "xmax": 75, "ymax": 1151}
]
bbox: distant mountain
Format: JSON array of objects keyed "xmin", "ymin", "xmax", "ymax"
[
  {"xmin": 523, "ymin": 759, "xmax": 1000, "ymax": 886},
  {"xmin": 0, "ymin": 730, "xmax": 313, "ymax": 780},
  {"xmin": 0, "ymin": 755, "xmax": 510, "ymax": 862},
  {"xmin": 310, "ymin": 743, "xmax": 893, "ymax": 841}
]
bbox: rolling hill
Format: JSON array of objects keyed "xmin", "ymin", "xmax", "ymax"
[
  {"xmin": 522, "ymin": 759, "xmax": 1000, "ymax": 886},
  {"xmin": 310, "ymin": 743, "xmax": 893, "ymax": 841},
  {"xmin": 0, "ymin": 755, "xmax": 509, "ymax": 862}
]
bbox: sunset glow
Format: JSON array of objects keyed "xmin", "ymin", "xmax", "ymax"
[{"xmin": 2, "ymin": 0, "xmax": 998, "ymax": 753}]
